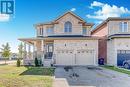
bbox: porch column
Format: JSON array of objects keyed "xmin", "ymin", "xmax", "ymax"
[
  {"xmin": 41, "ymin": 40, "xmax": 44, "ymax": 64},
  {"xmin": 33, "ymin": 42, "xmax": 36, "ymax": 59},
  {"xmin": 24, "ymin": 42, "xmax": 27, "ymax": 59},
  {"xmin": 28, "ymin": 44, "xmax": 31, "ymax": 59},
  {"xmin": 23, "ymin": 42, "xmax": 26, "ymax": 65}
]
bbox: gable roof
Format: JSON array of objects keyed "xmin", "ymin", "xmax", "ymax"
[
  {"xmin": 35, "ymin": 11, "xmax": 94, "ymax": 26},
  {"xmin": 91, "ymin": 17, "xmax": 130, "ymax": 34},
  {"xmin": 54, "ymin": 11, "xmax": 86, "ymax": 22}
]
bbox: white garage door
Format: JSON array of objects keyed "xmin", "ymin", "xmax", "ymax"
[
  {"xmin": 56, "ymin": 50, "xmax": 75, "ymax": 65},
  {"xmin": 55, "ymin": 49, "xmax": 95, "ymax": 65},
  {"xmin": 76, "ymin": 50, "xmax": 94, "ymax": 65}
]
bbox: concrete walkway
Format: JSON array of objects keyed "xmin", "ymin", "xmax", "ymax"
[{"xmin": 53, "ymin": 78, "xmax": 69, "ymax": 87}]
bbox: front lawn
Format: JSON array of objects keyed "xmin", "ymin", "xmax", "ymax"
[
  {"xmin": 0, "ymin": 65, "xmax": 55, "ymax": 87},
  {"xmin": 103, "ymin": 65, "xmax": 130, "ymax": 75}
]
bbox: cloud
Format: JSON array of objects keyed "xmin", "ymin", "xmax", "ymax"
[
  {"xmin": 70, "ymin": 8, "xmax": 76, "ymax": 12},
  {"xmin": 87, "ymin": 1, "xmax": 130, "ymax": 21},
  {"xmin": 91, "ymin": 1, "xmax": 104, "ymax": 7},
  {"xmin": 0, "ymin": 14, "xmax": 10, "ymax": 22}
]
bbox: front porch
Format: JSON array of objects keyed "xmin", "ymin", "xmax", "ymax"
[{"xmin": 18, "ymin": 37, "xmax": 55, "ymax": 67}]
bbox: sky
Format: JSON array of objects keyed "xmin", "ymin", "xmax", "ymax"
[{"xmin": 0, "ymin": 0, "xmax": 130, "ymax": 53}]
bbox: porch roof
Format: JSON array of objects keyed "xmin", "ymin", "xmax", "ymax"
[
  {"xmin": 18, "ymin": 36, "xmax": 99, "ymax": 44},
  {"xmin": 108, "ymin": 34, "xmax": 130, "ymax": 39},
  {"xmin": 18, "ymin": 37, "xmax": 43, "ymax": 44},
  {"xmin": 18, "ymin": 35, "xmax": 99, "ymax": 42}
]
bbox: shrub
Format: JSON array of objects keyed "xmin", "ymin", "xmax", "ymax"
[
  {"xmin": 64, "ymin": 66, "xmax": 73, "ymax": 72},
  {"xmin": 17, "ymin": 59, "xmax": 21, "ymax": 67},
  {"xmin": 39, "ymin": 59, "xmax": 42, "ymax": 66},
  {"xmin": 35, "ymin": 57, "xmax": 39, "ymax": 67}
]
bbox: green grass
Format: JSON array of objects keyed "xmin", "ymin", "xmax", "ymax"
[
  {"xmin": 103, "ymin": 65, "xmax": 130, "ymax": 75},
  {"xmin": 0, "ymin": 65, "xmax": 55, "ymax": 87}
]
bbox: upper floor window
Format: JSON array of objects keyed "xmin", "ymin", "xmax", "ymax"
[
  {"xmin": 119, "ymin": 22, "xmax": 128, "ymax": 32},
  {"xmin": 47, "ymin": 27, "xmax": 54, "ymax": 34},
  {"xmin": 82, "ymin": 28, "xmax": 87, "ymax": 35},
  {"xmin": 64, "ymin": 21, "xmax": 72, "ymax": 33},
  {"xmin": 39, "ymin": 27, "xmax": 43, "ymax": 36}
]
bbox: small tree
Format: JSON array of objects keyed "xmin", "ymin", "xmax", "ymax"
[
  {"xmin": 0, "ymin": 43, "xmax": 11, "ymax": 64},
  {"xmin": 17, "ymin": 59, "xmax": 21, "ymax": 67},
  {"xmin": 18, "ymin": 43, "xmax": 24, "ymax": 59},
  {"xmin": 35, "ymin": 57, "xmax": 39, "ymax": 67}
]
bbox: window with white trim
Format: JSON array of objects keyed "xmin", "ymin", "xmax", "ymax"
[
  {"xmin": 119, "ymin": 22, "xmax": 128, "ymax": 32},
  {"xmin": 64, "ymin": 21, "xmax": 72, "ymax": 33},
  {"xmin": 39, "ymin": 28, "xmax": 43, "ymax": 36},
  {"xmin": 47, "ymin": 27, "xmax": 54, "ymax": 35},
  {"xmin": 82, "ymin": 28, "xmax": 87, "ymax": 35},
  {"xmin": 37, "ymin": 27, "xmax": 43, "ymax": 36}
]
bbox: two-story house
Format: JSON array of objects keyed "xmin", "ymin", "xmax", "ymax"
[
  {"xmin": 92, "ymin": 17, "xmax": 130, "ymax": 66},
  {"xmin": 19, "ymin": 11, "xmax": 99, "ymax": 66}
]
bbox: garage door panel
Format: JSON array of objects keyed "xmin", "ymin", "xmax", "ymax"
[
  {"xmin": 56, "ymin": 54, "xmax": 75, "ymax": 65},
  {"xmin": 76, "ymin": 50, "xmax": 94, "ymax": 65},
  {"xmin": 117, "ymin": 50, "xmax": 130, "ymax": 66},
  {"xmin": 56, "ymin": 50, "xmax": 75, "ymax": 65}
]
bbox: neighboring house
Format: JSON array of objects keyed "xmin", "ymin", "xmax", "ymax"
[
  {"xmin": 0, "ymin": 52, "xmax": 18, "ymax": 60},
  {"xmin": 92, "ymin": 17, "xmax": 130, "ymax": 66},
  {"xmin": 0, "ymin": 52, "xmax": 2, "ymax": 59},
  {"xmin": 10, "ymin": 53, "xmax": 18, "ymax": 60},
  {"xmin": 19, "ymin": 11, "xmax": 99, "ymax": 66}
]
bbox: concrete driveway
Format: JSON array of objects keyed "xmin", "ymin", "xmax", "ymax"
[{"xmin": 53, "ymin": 66, "xmax": 130, "ymax": 87}]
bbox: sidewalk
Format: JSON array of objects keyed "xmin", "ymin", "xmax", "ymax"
[
  {"xmin": 0, "ymin": 60, "xmax": 16, "ymax": 65},
  {"xmin": 53, "ymin": 77, "xmax": 69, "ymax": 87}
]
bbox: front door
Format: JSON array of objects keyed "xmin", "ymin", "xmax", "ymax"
[{"xmin": 45, "ymin": 43, "xmax": 53, "ymax": 59}]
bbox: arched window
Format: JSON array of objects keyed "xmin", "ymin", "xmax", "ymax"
[{"xmin": 64, "ymin": 21, "xmax": 72, "ymax": 33}]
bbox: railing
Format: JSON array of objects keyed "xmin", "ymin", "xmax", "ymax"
[
  {"xmin": 44, "ymin": 52, "xmax": 53, "ymax": 59},
  {"xmin": 23, "ymin": 59, "xmax": 34, "ymax": 65},
  {"xmin": 23, "ymin": 51, "xmax": 57, "ymax": 66},
  {"xmin": 52, "ymin": 54, "xmax": 56, "ymax": 64},
  {"xmin": 33, "ymin": 51, "xmax": 44, "ymax": 59},
  {"xmin": 26, "ymin": 51, "xmax": 55, "ymax": 60}
]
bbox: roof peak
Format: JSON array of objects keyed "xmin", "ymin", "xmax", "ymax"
[{"xmin": 54, "ymin": 11, "xmax": 86, "ymax": 22}]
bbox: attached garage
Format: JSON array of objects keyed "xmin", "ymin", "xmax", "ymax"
[
  {"xmin": 76, "ymin": 50, "xmax": 95, "ymax": 65},
  {"xmin": 117, "ymin": 50, "xmax": 130, "ymax": 66},
  {"xmin": 55, "ymin": 49, "xmax": 95, "ymax": 65},
  {"xmin": 107, "ymin": 38, "xmax": 130, "ymax": 66},
  {"xmin": 54, "ymin": 40, "xmax": 98, "ymax": 66},
  {"xmin": 56, "ymin": 50, "xmax": 75, "ymax": 65}
]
